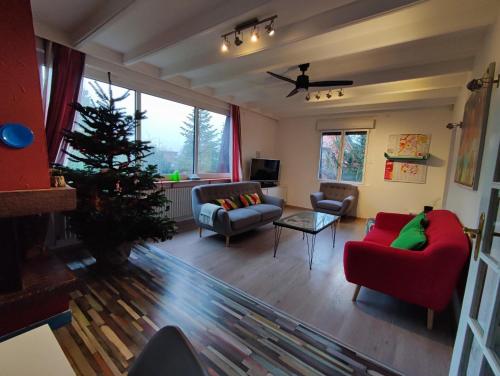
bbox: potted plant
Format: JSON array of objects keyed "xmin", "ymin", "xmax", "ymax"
[{"xmin": 60, "ymin": 75, "xmax": 175, "ymax": 265}]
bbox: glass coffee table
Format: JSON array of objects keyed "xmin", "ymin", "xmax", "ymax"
[{"xmin": 273, "ymin": 211, "xmax": 340, "ymax": 270}]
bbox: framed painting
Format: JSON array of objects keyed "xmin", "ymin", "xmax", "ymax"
[{"xmin": 454, "ymin": 62, "xmax": 495, "ymax": 190}]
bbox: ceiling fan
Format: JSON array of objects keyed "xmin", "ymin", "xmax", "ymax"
[{"xmin": 267, "ymin": 63, "xmax": 353, "ymax": 98}]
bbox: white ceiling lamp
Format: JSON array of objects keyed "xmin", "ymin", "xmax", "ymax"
[
  {"xmin": 250, "ymin": 26, "xmax": 259, "ymax": 43},
  {"xmin": 221, "ymin": 37, "xmax": 229, "ymax": 52},
  {"xmin": 265, "ymin": 20, "xmax": 275, "ymax": 36}
]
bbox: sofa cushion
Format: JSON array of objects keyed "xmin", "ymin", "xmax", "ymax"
[
  {"xmin": 247, "ymin": 204, "xmax": 281, "ymax": 221},
  {"xmin": 240, "ymin": 193, "xmax": 262, "ymax": 207},
  {"xmin": 227, "ymin": 208, "xmax": 261, "ymax": 230},
  {"xmin": 391, "ymin": 212, "xmax": 427, "ymax": 250},
  {"xmin": 214, "ymin": 197, "xmax": 241, "ymax": 211},
  {"xmin": 364, "ymin": 228, "xmax": 398, "ymax": 246},
  {"xmin": 317, "ymin": 199, "xmax": 343, "ymax": 211}
]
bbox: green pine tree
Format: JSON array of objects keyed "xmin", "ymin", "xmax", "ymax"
[
  {"xmin": 59, "ymin": 76, "xmax": 176, "ymax": 263},
  {"xmin": 178, "ymin": 109, "xmax": 222, "ymax": 173}
]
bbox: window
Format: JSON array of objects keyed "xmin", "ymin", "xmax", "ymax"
[
  {"xmin": 197, "ymin": 109, "xmax": 230, "ymax": 174},
  {"xmin": 141, "ymin": 94, "xmax": 195, "ymax": 175},
  {"xmin": 65, "ymin": 78, "xmax": 230, "ymax": 178},
  {"xmin": 65, "ymin": 78, "xmax": 136, "ymax": 169},
  {"xmin": 319, "ymin": 130, "xmax": 368, "ymax": 183}
]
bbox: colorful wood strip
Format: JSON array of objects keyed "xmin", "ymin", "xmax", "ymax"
[{"xmin": 54, "ymin": 243, "xmax": 402, "ymax": 376}]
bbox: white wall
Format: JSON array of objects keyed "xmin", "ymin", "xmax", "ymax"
[
  {"xmin": 240, "ymin": 108, "xmax": 279, "ymax": 179},
  {"xmin": 277, "ymin": 108, "xmax": 453, "ymax": 218},
  {"xmin": 444, "ymin": 11, "xmax": 500, "ymax": 228}
]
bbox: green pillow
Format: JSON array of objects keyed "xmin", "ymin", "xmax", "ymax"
[{"xmin": 391, "ymin": 213, "xmax": 427, "ymax": 250}]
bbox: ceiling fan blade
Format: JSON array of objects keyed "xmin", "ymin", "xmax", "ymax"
[
  {"xmin": 267, "ymin": 71, "xmax": 296, "ymax": 84},
  {"xmin": 286, "ymin": 88, "xmax": 299, "ymax": 97},
  {"xmin": 309, "ymin": 80, "xmax": 354, "ymax": 87}
]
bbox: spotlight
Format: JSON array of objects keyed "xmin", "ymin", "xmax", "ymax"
[
  {"xmin": 326, "ymin": 90, "xmax": 332, "ymax": 99},
  {"xmin": 251, "ymin": 27, "xmax": 259, "ymax": 42},
  {"xmin": 305, "ymin": 92, "xmax": 310, "ymax": 101},
  {"xmin": 234, "ymin": 32, "xmax": 243, "ymax": 46},
  {"xmin": 446, "ymin": 122, "xmax": 463, "ymax": 129},
  {"xmin": 338, "ymin": 89, "xmax": 344, "ymax": 97},
  {"xmin": 221, "ymin": 37, "xmax": 229, "ymax": 52},
  {"xmin": 265, "ymin": 21, "xmax": 275, "ymax": 36},
  {"xmin": 315, "ymin": 92, "xmax": 321, "ymax": 100},
  {"xmin": 467, "ymin": 79, "xmax": 483, "ymax": 92}
]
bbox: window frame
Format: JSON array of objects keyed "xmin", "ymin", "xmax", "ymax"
[
  {"xmin": 71, "ymin": 76, "xmax": 231, "ymax": 179},
  {"xmin": 318, "ymin": 129, "xmax": 369, "ymax": 185}
]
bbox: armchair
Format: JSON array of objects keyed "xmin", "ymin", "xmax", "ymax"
[{"xmin": 310, "ymin": 182, "xmax": 358, "ymax": 217}]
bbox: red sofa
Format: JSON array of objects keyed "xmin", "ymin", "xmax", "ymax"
[{"xmin": 344, "ymin": 210, "xmax": 470, "ymax": 329}]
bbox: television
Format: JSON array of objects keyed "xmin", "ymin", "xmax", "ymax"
[{"xmin": 250, "ymin": 158, "xmax": 280, "ymax": 185}]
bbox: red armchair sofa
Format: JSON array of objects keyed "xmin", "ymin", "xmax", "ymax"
[{"xmin": 344, "ymin": 210, "xmax": 470, "ymax": 329}]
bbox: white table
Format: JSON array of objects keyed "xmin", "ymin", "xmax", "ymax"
[{"xmin": 0, "ymin": 325, "xmax": 75, "ymax": 376}]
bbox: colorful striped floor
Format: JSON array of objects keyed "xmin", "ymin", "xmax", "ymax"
[{"xmin": 54, "ymin": 243, "xmax": 402, "ymax": 375}]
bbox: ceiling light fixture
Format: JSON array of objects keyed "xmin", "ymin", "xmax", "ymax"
[
  {"xmin": 220, "ymin": 15, "xmax": 277, "ymax": 52},
  {"xmin": 250, "ymin": 27, "xmax": 259, "ymax": 42},
  {"xmin": 326, "ymin": 90, "xmax": 332, "ymax": 99},
  {"xmin": 305, "ymin": 92, "xmax": 310, "ymax": 101},
  {"xmin": 265, "ymin": 20, "xmax": 275, "ymax": 36},
  {"xmin": 234, "ymin": 32, "xmax": 243, "ymax": 46},
  {"xmin": 221, "ymin": 37, "xmax": 229, "ymax": 52},
  {"xmin": 315, "ymin": 92, "xmax": 321, "ymax": 100},
  {"xmin": 338, "ymin": 89, "xmax": 344, "ymax": 97}
]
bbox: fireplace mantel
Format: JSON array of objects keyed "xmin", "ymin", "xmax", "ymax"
[{"xmin": 0, "ymin": 186, "xmax": 76, "ymax": 218}]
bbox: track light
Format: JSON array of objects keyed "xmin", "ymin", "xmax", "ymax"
[
  {"xmin": 251, "ymin": 27, "xmax": 259, "ymax": 42},
  {"xmin": 221, "ymin": 37, "xmax": 229, "ymax": 52},
  {"xmin": 234, "ymin": 32, "xmax": 243, "ymax": 46},
  {"xmin": 315, "ymin": 92, "xmax": 321, "ymax": 100},
  {"xmin": 265, "ymin": 21, "xmax": 275, "ymax": 36},
  {"xmin": 338, "ymin": 89, "xmax": 344, "ymax": 97},
  {"xmin": 220, "ymin": 15, "xmax": 277, "ymax": 52},
  {"xmin": 326, "ymin": 90, "xmax": 332, "ymax": 99},
  {"xmin": 305, "ymin": 92, "xmax": 310, "ymax": 101}
]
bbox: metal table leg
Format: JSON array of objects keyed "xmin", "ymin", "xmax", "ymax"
[
  {"xmin": 273, "ymin": 225, "xmax": 283, "ymax": 257},
  {"xmin": 305, "ymin": 233, "xmax": 317, "ymax": 270},
  {"xmin": 331, "ymin": 221, "xmax": 337, "ymax": 248}
]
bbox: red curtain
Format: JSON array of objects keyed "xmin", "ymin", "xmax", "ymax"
[
  {"xmin": 230, "ymin": 104, "xmax": 243, "ymax": 182},
  {"xmin": 45, "ymin": 43, "xmax": 85, "ymax": 164}
]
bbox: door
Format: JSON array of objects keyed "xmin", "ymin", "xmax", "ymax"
[{"xmin": 449, "ymin": 150, "xmax": 500, "ymax": 375}]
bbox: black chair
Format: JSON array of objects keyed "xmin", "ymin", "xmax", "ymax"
[{"xmin": 128, "ymin": 326, "xmax": 208, "ymax": 376}]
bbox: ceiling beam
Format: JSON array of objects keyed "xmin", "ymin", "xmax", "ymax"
[
  {"xmin": 159, "ymin": 0, "xmax": 421, "ymax": 79},
  {"xmin": 71, "ymin": 0, "xmax": 136, "ymax": 48},
  {"xmin": 214, "ymin": 56, "xmax": 474, "ymax": 100},
  {"xmin": 123, "ymin": 0, "xmax": 271, "ymax": 65},
  {"xmin": 183, "ymin": 0, "xmax": 493, "ymax": 88}
]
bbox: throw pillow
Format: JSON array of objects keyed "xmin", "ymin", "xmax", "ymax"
[
  {"xmin": 391, "ymin": 212, "xmax": 428, "ymax": 250},
  {"xmin": 240, "ymin": 193, "xmax": 261, "ymax": 207},
  {"xmin": 214, "ymin": 197, "xmax": 240, "ymax": 211}
]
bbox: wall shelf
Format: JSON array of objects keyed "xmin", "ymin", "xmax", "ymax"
[{"xmin": 384, "ymin": 152, "xmax": 429, "ymax": 162}]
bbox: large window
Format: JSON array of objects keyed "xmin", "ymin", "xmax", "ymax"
[
  {"xmin": 319, "ymin": 130, "xmax": 368, "ymax": 183},
  {"xmin": 66, "ymin": 78, "xmax": 136, "ymax": 169},
  {"xmin": 66, "ymin": 78, "xmax": 230, "ymax": 177}
]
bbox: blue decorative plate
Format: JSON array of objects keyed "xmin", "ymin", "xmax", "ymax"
[{"xmin": 0, "ymin": 123, "xmax": 35, "ymax": 149}]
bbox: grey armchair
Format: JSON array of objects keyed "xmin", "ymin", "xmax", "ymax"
[{"xmin": 310, "ymin": 182, "xmax": 358, "ymax": 217}]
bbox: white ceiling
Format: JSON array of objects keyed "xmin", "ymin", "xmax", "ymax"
[{"xmin": 31, "ymin": 0, "xmax": 500, "ymax": 118}]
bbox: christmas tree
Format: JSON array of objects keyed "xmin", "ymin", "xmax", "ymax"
[{"xmin": 60, "ymin": 74, "xmax": 175, "ymax": 264}]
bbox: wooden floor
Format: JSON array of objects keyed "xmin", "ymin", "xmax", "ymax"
[
  {"xmin": 155, "ymin": 211, "xmax": 456, "ymax": 376},
  {"xmin": 54, "ymin": 244, "xmax": 403, "ymax": 376}
]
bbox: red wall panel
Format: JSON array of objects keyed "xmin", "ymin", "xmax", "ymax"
[{"xmin": 0, "ymin": 0, "xmax": 50, "ymax": 191}]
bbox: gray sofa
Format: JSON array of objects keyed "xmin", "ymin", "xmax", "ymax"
[
  {"xmin": 192, "ymin": 182, "xmax": 284, "ymax": 246},
  {"xmin": 310, "ymin": 182, "xmax": 358, "ymax": 217}
]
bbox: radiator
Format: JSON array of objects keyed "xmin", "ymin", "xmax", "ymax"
[{"xmin": 160, "ymin": 187, "xmax": 193, "ymax": 221}]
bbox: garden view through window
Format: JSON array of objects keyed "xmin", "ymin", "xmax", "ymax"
[
  {"xmin": 66, "ymin": 78, "xmax": 230, "ymax": 176},
  {"xmin": 319, "ymin": 130, "xmax": 368, "ymax": 183}
]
